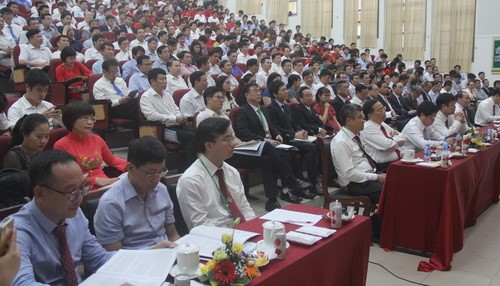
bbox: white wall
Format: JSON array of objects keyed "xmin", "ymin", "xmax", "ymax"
[{"xmin": 226, "ymin": 0, "xmax": 500, "ymax": 81}]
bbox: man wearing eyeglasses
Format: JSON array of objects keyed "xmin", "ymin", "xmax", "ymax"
[
  {"xmin": 93, "ymin": 137, "xmax": 181, "ymax": 251},
  {"xmin": 6, "ymin": 150, "xmax": 114, "ymax": 285}
]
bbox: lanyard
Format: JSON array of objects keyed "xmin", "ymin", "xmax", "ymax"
[{"xmin": 199, "ymin": 158, "xmax": 231, "ymax": 214}]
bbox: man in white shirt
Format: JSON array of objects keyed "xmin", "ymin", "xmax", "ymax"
[
  {"xmin": 39, "ymin": 13, "xmax": 59, "ymax": 41},
  {"xmin": 8, "ymin": 2, "xmax": 26, "ymax": 27},
  {"xmin": 72, "ymin": 0, "xmax": 87, "ymax": 18},
  {"xmin": 145, "ymin": 37, "xmax": 159, "ymax": 62},
  {"xmin": 206, "ymin": 48, "xmax": 222, "ymax": 76},
  {"xmin": 52, "ymin": 35, "xmax": 84, "ymax": 62},
  {"xmin": 236, "ymin": 41, "xmax": 253, "ymax": 64},
  {"xmin": 139, "ymin": 68, "xmax": 197, "ymax": 171},
  {"xmin": 193, "ymin": 10, "xmax": 206, "ymax": 23},
  {"xmin": 269, "ymin": 53, "xmax": 281, "ymax": 74},
  {"xmin": 179, "ymin": 71, "xmax": 208, "ymax": 118},
  {"xmin": 0, "ymin": 15, "xmax": 15, "ymax": 68},
  {"xmin": 129, "ymin": 55, "xmax": 152, "ymax": 93},
  {"xmin": 115, "ymin": 36, "xmax": 132, "ymax": 61},
  {"xmin": 361, "ymin": 99, "xmax": 405, "ymax": 170},
  {"xmin": 166, "ymin": 59, "xmax": 189, "ymax": 94},
  {"xmin": 19, "ymin": 29, "xmax": 53, "ymax": 70},
  {"xmin": 256, "ymin": 56, "xmax": 271, "ymax": 87},
  {"xmin": 1, "ymin": 7, "xmax": 21, "ymax": 44},
  {"xmin": 152, "ymin": 45, "xmax": 170, "ymax": 74},
  {"xmin": 432, "ymin": 93, "xmax": 467, "ymax": 137},
  {"xmin": 401, "ymin": 101, "xmax": 447, "ymax": 152},
  {"xmin": 92, "ymin": 42, "xmax": 117, "ymax": 74},
  {"xmin": 330, "ymin": 103, "xmax": 386, "ymax": 204},
  {"xmin": 350, "ymin": 84, "xmax": 369, "ymax": 107},
  {"xmin": 177, "ymin": 117, "xmax": 256, "ymax": 230},
  {"xmin": 474, "ymin": 88, "xmax": 500, "ymax": 126},
  {"xmin": 84, "ymin": 33, "xmax": 105, "ymax": 62},
  {"xmin": 129, "ymin": 27, "xmax": 147, "ymax": 50},
  {"xmin": 93, "ymin": 59, "xmax": 138, "ymax": 120},
  {"xmin": 8, "ymin": 69, "xmax": 61, "ymax": 128}
]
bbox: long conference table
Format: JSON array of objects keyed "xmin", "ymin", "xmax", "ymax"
[
  {"xmin": 237, "ymin": 204, "xmax": 371, "ymax": 286},
  {"xmin": 378, "ymin": 138, "xmax": 500, "ymax": 272}
]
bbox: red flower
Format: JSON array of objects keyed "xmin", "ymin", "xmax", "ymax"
[{"xmin": 213, "ymin": 260, "xmax": 237, "ymax": 284}]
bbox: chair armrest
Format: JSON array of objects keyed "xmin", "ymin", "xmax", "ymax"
[{"xmin": 139, "ymin": 121, "xmax": 164, "ymax": 141}]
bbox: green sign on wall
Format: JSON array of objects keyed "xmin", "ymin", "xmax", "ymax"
[{"xmin": 493, "ymin": 37, "xmax": 500, "ymax": 73}]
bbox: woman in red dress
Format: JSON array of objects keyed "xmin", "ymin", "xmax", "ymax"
[
  {"xmin": 313, "ymin": 87, "xmax": 340, "ymax": 134},
  {"xmin": 55, "ymin": 47, "xmax": 92, "ymax": 101}
]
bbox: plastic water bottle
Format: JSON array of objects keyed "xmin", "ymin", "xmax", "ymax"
[
  {"xmin": 441, "ymin": 141, "xmax": 449, "ymax": 168},
  {"xmin": 329, "ymin": 200, "xmax": 342, "ymax": 229},
  {"xmin": 486, "ymin": 128, "xmax": 493, "ymax": 143},
  {"xmin": 455, "ymin": 132, "xmax": 462, "ymax": 152},
  {"xmin": 423, "ymin": 143, "xmax": 431, "ymax": 162}
]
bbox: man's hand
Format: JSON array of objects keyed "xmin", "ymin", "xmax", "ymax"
[
  {"xmin": 0, "ymin": 228, "xmax": 20, "ymax": 286},
  {"xmin": 295, "ymin": 130, "xmax": 308, "ymax": 139},
  {"xmin": 149, "ymin": 240, "xmax": 177, "ymax": 250},
  {"xmin": 318, "ymin": 128, "xmax": 327, "ymax": 137},
  {"xmin": 454, "ymin": 112, "xmax": 465, "ymax": 123},
  {"xmin": 376, "ymin": 173, "xmax": 386, "ymax": 184},
  {"xmin": 175, "ymin": 115, "xmax": 187, "ymax": 125},
  {"xmin": 42, "ymin": 107, "xmax": 61, "ymax": 119},
  {"xmin": 118, "ymin": 96, "xmax": 131, "ymax": 105},
  {"xmin": 265, "ymin": 138, "xmax": 280, "ymax": 146}
]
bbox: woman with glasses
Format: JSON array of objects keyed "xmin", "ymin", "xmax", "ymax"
[
  {"xmin": 54, "ymin": 101, "xmax": 127, "ymax": 189},
  {"xmin": 55, "ymin": 46, "xmax": 92, "ymax": 101},
  {"xmin": 313, "ymin": 86, "xmax": 341, "ymax": 133},
  {"xmin": 3, "ymin": 114, "xmax": 50, "ymax": 170},
  {"xmin": 215, "ymin": 75, "xmax": 239, "ymax": 116}
]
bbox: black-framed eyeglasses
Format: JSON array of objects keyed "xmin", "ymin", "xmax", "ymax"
[
  {"xmin": 137, "ymin": 167, "xmax": 169, "ymax": 178},
  {"xmin": 79, "ymin": 115, "xmax": 97, "ymax": 122},
  {"xmin": 41, "ymin": 182, "xmax": 90, "ymax": 201}
]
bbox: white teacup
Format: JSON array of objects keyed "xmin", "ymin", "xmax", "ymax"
[
  {"xmin": 402, "ymin": 149, "xmax": 415, "ymax": 161},
  {"xmin": 262, "ymin": 221, "xmax": 285, "ymax": 247},
  {"xmin": 176, "ymin": 243, "xmax": 199, "ymax": 276}
]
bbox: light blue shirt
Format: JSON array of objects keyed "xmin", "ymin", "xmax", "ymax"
[
  {"xmin": 152, "ymin": 59, "xmax": 169, "ymax": 74},
  {"xmin": 93, "ymin": 175, "xmax": 175, "ymax": 249},
  {"xmin": 7, "ymin": 201, "xmax": 113, "ymax": 285},
  {"xmin": 129, "ymin": 72, "xmax": 150, "ymax": 93},
  {"xmin": 122, "ymin": 59, "xmax": 139, "ymax": 80}
]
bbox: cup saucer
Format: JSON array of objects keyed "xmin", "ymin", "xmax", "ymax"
[{"xmin": 170, "ymin": 263, "xmax": 203, "ymax": 279}]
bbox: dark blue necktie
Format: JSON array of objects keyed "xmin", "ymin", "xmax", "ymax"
[
  {"xmin": 8, "ymin": 25, "xmax": 18, "ymax": 43},
  {"xmin": 111, "ymin": 81, "xmax": 124, "ymax": 97}
]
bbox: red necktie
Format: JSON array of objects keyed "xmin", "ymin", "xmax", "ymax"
[
  {"xmin": 380, "ymin": 125, "xmax": 402, "ymax": 159},
  {"xmin": 353, "ymin": 135, "xmax": 380, "ymax": 171},
  {"xmin": 53, "ymin": 224, "xmax": 78, "ymax": 286},
  {"xmin": 215, "ymin": 168, "xmax": 246, "ymax": 223}
]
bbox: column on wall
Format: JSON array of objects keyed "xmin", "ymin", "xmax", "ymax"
[
  {"xmin": 235, "ymin": 0, "xmax": 262, "ymax": 15},
  {"xmin": 403, "ymin": 0, "xmax": 426, "ymax": 61},
  {"xmin": 360, "ymin": 0, "xmax": 379, "ymax": 49},
  {"xmin": 301, "ymin": 0, "xmax": 333, "ymax": 37},
  {"xmin": 383, "ymin": 0, "xmax": 404, "ymax": 59},
  {"xmin": 344, "ymin": 0, "xmax": 358, "ymax": 46}
]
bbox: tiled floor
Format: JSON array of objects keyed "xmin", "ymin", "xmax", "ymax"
[{"xmin": 111, "ymin": 147, "xmax": 500, "ymax": 286}]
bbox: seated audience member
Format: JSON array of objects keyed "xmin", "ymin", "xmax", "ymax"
[
  {"xmin": 3, "ymin": 114, "xmax": 49, "ymax": 170},
  {"xmin": 94, "ymin": 136, "xmax": 180, "ymax": 250},
  {"xmin": 198, "ymin": 86, "xmax": 311, "ymax": 210},
  {"xmin": 314, "ymin": 86, "xmax": 341, "ymax": 133},
  {"xmin": 474, "ymin": 88, "xmax": 500, "ymax": 126},
  {"xmin": 360, "ymin": 99, "xmax": 405, "ymax": 171},
  {"xmin": 52, "ymin": 35, "xmax": 85, "ymax": 62},
  {"xmin": 215, "ymin": 75, "xmax": 239, "ymax": 115},
  {"xmin": 350, "ymin": 84, "xmax": 369, "ymax": 107},
  {"xmin": 18, "ymin": 28, "xmax": 52, "ymax": 70},
  {"xmin": 122, "ymin": 46, "xmax": 145, "ymax": 80},
  {"xmin": 152, "ymin": 45, "xmax": 171, "ymax": 74},
  {"xmin": 8, "ymin": 150, "xmax": 114, "ymax": 285},
  {"xmin": 194, "ymin": 56, "xmax": 216, "ymax": 87},
  {"xmin": 62, "ymin": 25, "xmax": 84, "ymax": 53},
  {"xmin": 332, "ymin": 80, "xmax": 351, "ymax": 116},
  {"xmin": 84, "ymin": 33, "xmax": 106, "ymax": 62},
  {"xmin": 432, "ymin": 93, "xmax": 468, "ymax": 137},
  {"xmin": 166, "ymin": 59, "xmax": 189, "ymax": 93},
  {"xmin": 179, "ymin": 51, "xmax": 198, "ymax": 77},
  {"xmin": 144, "ymin": 37, "xmax": 159, "ymax": 62},
  {"xmin": 1, "ymin": 8, "xmax": 21, "ymax": 44},
  {"xmin": 55, "ymin": 47, "xmax": 92, "ymax": 101},
  {"xmin": 93, "ymin": 59, "xmax": 138, "ymax": 120},
  {"xmin": 54, "ymin": 101, "xmax": 127, "ymax": 189},
  {"xmin": 292, "ymin": 86, "xmax": 328, "ymax": 136},
  {"xmin": 7, "ymin": 69, "xmax": 62, "ymax": 129},
  {"xmin": 261, "ymin": 72, "xmax": 283, "ymax": 106},
  {"xmin": 0, "ymin": 93, "xmax": 10, "ymax": 135},
  {"xmin": 140, "ymin": 68, "xmax": 197, "ymax": 171},
  {"xmin": 179, "ymin": 71, "xmax": 208, "ymax": 118},
  {"xmin": 177, "ymin": 117, "xmax": 256, "ymax": 230},
  {"xmin": 256, "ymin": 57, "xmax": 272, "ymax": 88},
  {"xmin": 454, "ymin": 92, "xmax": 474, "ymax": 128},
  {"xmin": 330, "ymin": 103, "xmax": 386, "ymax": 203},
  {"xmin": 315, "ymin": 69, "xmax": 335, "ymax": 97},
  {"xmin": 219, "ymin": 59, "xmax": 239, "ymax": 90},
  {"xmin": 267, "ymin": 80, "xmax": 322, "ymax": 194},
  {"xmin": 115, "ymin": 36, "xmax": 132, "ymax": 61},
  {"xmin": 92, "ymin": 42, "xmax": 120, "ymax": 75},
  {"xmin": 0, "ymin": 17, "xmax": 16, "ymax": 68},
  {"xmin": 401, "ymin": 101, "xmax": 447, "ymax": 152},
  {"xmin": 129, "ymin": 55, "xmax": 153, "ymax": 93}
]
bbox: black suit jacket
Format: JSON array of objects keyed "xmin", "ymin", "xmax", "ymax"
[
  {"xmin": 388, "ymin": 93, "xmax": 410, "ymax": 116},
  {"xmin": 421, "ymin": 91, "xmax": 430, "ymax": 102},
  {"xmin": 332, "ymin": 96, "xmax": 349, "ymax": 118},
  {"xmin": 377, "ymin": 94, "xmax": 391, "ymax": 111},
  {"xmin": 402, "ymin": 94, "xmax": 418, "ymax": 111},
  {"xmin": 267, "ymin": 100, "xmax": 301, "ymax": 141},
  {"xmin": 119, "ymin": 24, "xmax": 135, "ymax": 34},
  {"xmin": 292, "ymin": 103, "xmax": 324, "ymax": 135},
  {"xmin": 235, "ymin": 104, "xmax": 280, "ymax": 142}
]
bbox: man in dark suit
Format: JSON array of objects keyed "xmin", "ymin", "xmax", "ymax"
[
  {"xmin": 266, "ymin": 81, "xmax": 323, "ymax": 196},
  {"xmin": 235, "ymin": 83, "xmax": 315, "ymax": 206},
  {"xmin": 402, "ymin": 87, "xmax": 419, "ymax": 112},
  {"xmin": 332, "ymin": 80, "xmax": 351, "ymax": 118},
  {"xmin": 292, "ymin": 86, "xmax": 328, "ymax": 136},
  {"xmin": 119, "ymin": 14, "xmax": 135, "ymax": 33},
  {"xmin": 99, "ymin": 15, "xmax": 120, "ymax": 32},
  {"xmin": 388, "ymin": 82, "xmax": 413, "ymax": 130}
]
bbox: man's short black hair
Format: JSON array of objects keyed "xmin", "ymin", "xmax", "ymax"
[
  {"xmin": 102, "ymin": 58, "xmax": 119, "ymax": 72},
  {"xmin": 25, "ymin": 69, "xmax": 51, "ymax": 89},
  {"xmin": 127, "ymin": 136, "xmax": 168, "ymax": 167},
  {"xmin": 29, "ymin": 150, "xmax": 76, "ymax": 189},
  {"xmin": 148, "ymin": 68, "xmax": 166, "ymax": 84},
  {"xmin": 203, "ymin": 86, "xmax": 222, "ymax": 105},
  {"xmin": 338, "ymin": 104, "xmax": 362, "ymax": 126},
  {"xmin": 416, "ymin": 101, "xmax": 439, "ymax": 117},
  {"xmin": 195, "ymin": 117, "xmax": 231, "ymax": 153},
  {"xmin": 26, "ymin": 28, "xmax": 41, "ymax": 40},
  {"xmin": 362, "ymin": 99, "xmax": 380, "ymax": 118},
  {"xmin": 435, "ymin": 93, "xmax": 456, "ymax": 109}
]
